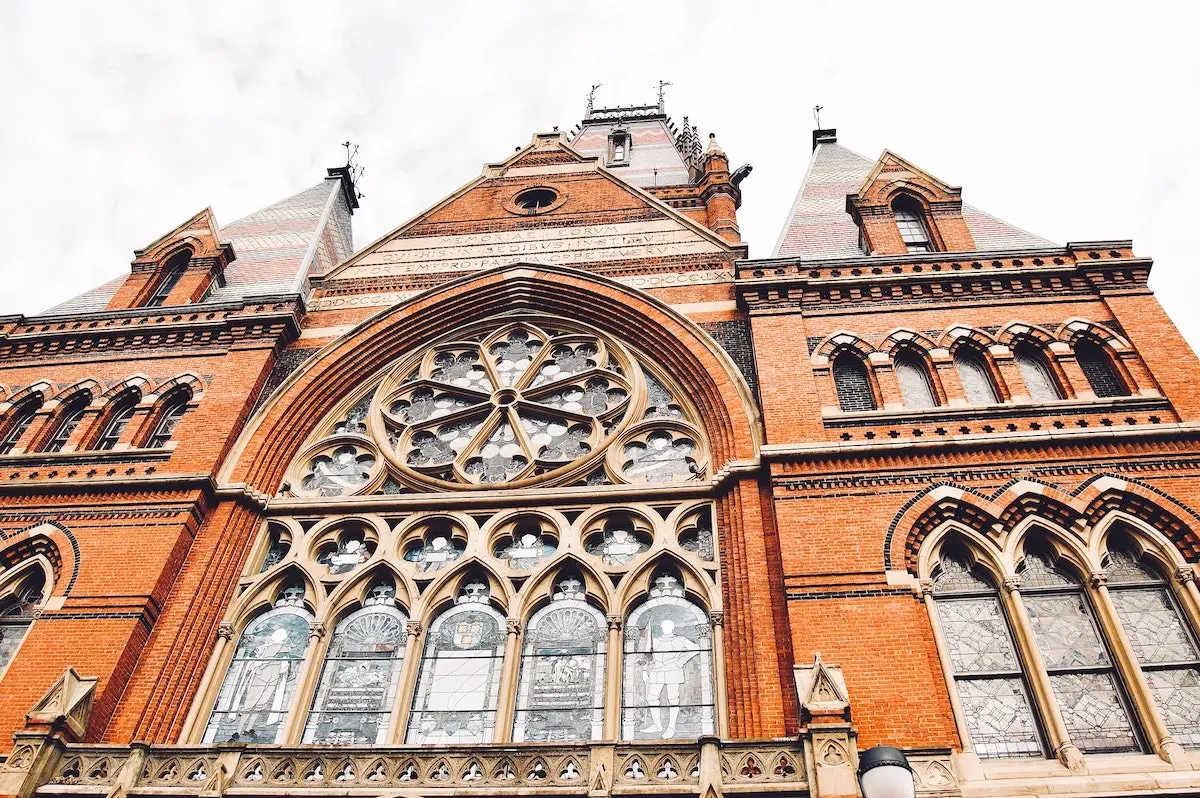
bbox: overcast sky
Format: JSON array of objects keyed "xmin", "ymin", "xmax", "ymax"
[{"xmin": 2, "ymin": 2, "xmax": 1197, "ymax": 348}]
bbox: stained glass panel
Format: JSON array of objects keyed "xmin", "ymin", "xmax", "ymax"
[
  {"xmin": 936, "ymin": 597, "xmax": 1020, "ymax": 674},
  {"xmin": 1014, "ymin": 344, "xmax": 1061, "ymax": 402},
  {"xmin": 1048, "ymin": 672, "xmax": 1138, "ymax": 752},
  {"xmin": 513, "ymin": 589, "xmax": 606, "ymax": 741},
  {"xmin": 621, "ymin": 576, "xmax": 714, "ymax": 740},
  {"xmin": 621, "ymin": 430, "xmax": 700, "ymax": 483},
  {"xmin": 203, "ymin": 607, "xmax": 311, "ymax": 744},
  {"xmin": 955, "ymin": 678, "xmax": 1042, "ymax": 758},
  {"xmin": 0, "ymin": 574, "xmax": 43, "ymax": 671},
  {"xmin": 301, "ymin": 445, "xmax": 375, "ymax": 497},
  {"xmin": 954, "ymin": 349, "xmax": 999, "ymax": 405},
  {"xmin": 303, "ymin": 601, "xmax": 407, "ymax": 744},
  {"xmin": 933, "ymin": 554, "xmax": 993, "ymax": 594},
  {"xmin": 404, "ymin": 533, "xmax": 465, "ymax": 572},
  {"xmin": 494, "ymin": 529, "xmax": 556, "ymax": 570},
  {"xmin": 894, "ymin": 353, "xmax": 936, "ymax": 409},
  {"xmin": 1145, "ymin": 668, "xmax": 1200, "ymax": 747},
  {"xmin": 1110, "ymin": 588, "xmax": 1199, "ymax": 664},
  {"xmin": 1024, "ymin": 593, "xmax": 1111, "ymax": 669},
  {"xmin": 586, "ymin": 523, "xmax": 651, "ymax": 566},
  {"xmin": 1105, "ymin": 548, "xmax": 1160, "ymax": 584},
  {"xmin": 406, "ymin": 591, "xmax": 504, "ymax": 744}
]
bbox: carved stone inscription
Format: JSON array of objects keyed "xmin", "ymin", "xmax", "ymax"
[{"xmin": 336, "ymin": 220, "xmax": 724, "ymax": 279}]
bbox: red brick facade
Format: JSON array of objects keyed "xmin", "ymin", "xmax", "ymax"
[{"xmin": 0, "ymin": 109, "xmax": 1198, "ymax": 798}]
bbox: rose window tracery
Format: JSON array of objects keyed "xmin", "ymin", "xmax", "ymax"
[{"xmin": 287, "ymin": 317, "xmax": 708, "ymax": 496}]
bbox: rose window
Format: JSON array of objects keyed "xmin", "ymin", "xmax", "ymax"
[{"xmin": 287, "ymin": 317, "xmax": 708, "ymax": 495}]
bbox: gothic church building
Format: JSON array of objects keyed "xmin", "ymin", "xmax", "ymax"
[{"xmin": 1, "ymin": 97, "xmax": 1199, "ymax": 798}]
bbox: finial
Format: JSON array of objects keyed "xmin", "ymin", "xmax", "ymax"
[
  {"xmin": 705, "ymin": 133, "xmax": 726, "ymax": 159},
  {"xmin": 813, "ymin": 105, "xmax": 823, "ymax": 129}
]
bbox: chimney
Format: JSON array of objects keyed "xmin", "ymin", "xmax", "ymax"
[{"xmin": 812, "ymin": 128, "xmax": 837, "ymax": 152}]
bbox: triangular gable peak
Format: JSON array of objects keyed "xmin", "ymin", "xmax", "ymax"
[
  {"xmin": 131, "ymin": 207, "xmax": 233, "ymax": 270},
  {"xmin": 321, "ymin": 131, "xmax": 737, "ymax": 290},
  {"xmin": 848, "ymin": 150, "xmax": 976, "ymax": 254}
]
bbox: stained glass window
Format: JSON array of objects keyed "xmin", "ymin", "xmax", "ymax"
[
  {"xmin": 493, "ymin": 520, "xmax": 556, "ymax": 570},
  {"xmin": 513, "ymin": 576, "xmax": 606, "ymax": 741},
  {"xmin": 301, "ymin": 444, "xmax": 376, "ymax": 497},
  {"xmin": 0, "ymin": 399, "xmax": 40, "ymax": 456},
  {"xmin": 406, "ymin": 581, "xmax": 505, "ymax": 744},
  {"xmin": 933, "ymin": 552, "xmax": 1043, "ymax": 758},
  {"xmin": 95, "ymin": 400, "xmax": 138, "ymax": 451},
  {"xmin": 1021, "ymin": 549, "xmax": 1139, "ymax": 753},
  {"xmin": 303, "ymin": 582, "xmax": 407, "ymax": 744},
  {"xmin": 895, "ymin": 351, "xmax": 937, "ymax": 409},
  {"xmin": 621, "ymin": 430, "xmax": 700, "ymax": 483},
  {"xmin": 0, "ymin": 570, "xmax": 45, "ymax": 671},
  {"xmin": 202, "ymin": 591, "xmax": 312, "ymax": 744},
  {"xmin": 147, "ymin": 395, "xmax": 188, "ymax": 449},
  {"xmin": 316, "ymin": 532, "xmax": 372, "ymax": 575},
  {"xmin": 259, "ymin": 529, "xmax": 289, "ymax": 573},
  {"xmin": 41, "ymin": 394, "xmax": 90, "ymax": 453},
  {"xmin": 832, "ymin": 352, "xmax": 876, "ymax": 412},
  {"xmin": 586, "ymin": 517, "xmax": 651, "ymax": 566},
  {"xmin": 1106, "ymin": 546, "xmax": 1200, "ymax": 747},
  {"xmin": 146, "ymin": 251, "xmax": 190, "ymax": 307},
  {"xmin": 679, "ymin": 511, "xmax": 715, "ymax": 562},
  {"xmin": 1074, "ymin": 338, "xmax": 1128, "ymax": 398},
  {"xmin": 1014, "ymin": 342, "xmax": 1062, "ymax": 402},
  {"xmin": 622, "ymin": 572, "xmax": 714, "ymax": 740},
  {"xmin": 403, "ymin": 527, "xmax": 466, "ymax": 572},
  {"xmin": 954, "ymin": 348, "xmax": 999, "ymax": 405}
]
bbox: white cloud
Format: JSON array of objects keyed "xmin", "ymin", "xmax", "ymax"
[{"xmin": 2, "ymin": 0, "xmax": 1197, "ymax": 353}]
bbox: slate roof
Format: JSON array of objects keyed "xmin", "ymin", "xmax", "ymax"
[
  {"xmin": 44, "ymin": 175, "xmax": 354, "ymax": 315},
  {"xmin": 571, "ymin": 117, "xmax": 693, "ymax": 188},
  {"xmin": 773, "ymin": 141, "xmax": 1055, "ymax": 259}
]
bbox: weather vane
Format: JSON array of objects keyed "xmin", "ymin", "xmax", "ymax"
[
  {"xmin": 656, "ymin": 80, "xmax": 673, "ymax": 108},
  {"xmin": 813, "ymin": 105, "xmax": 824, "ymax": 129},
  {"xmin": 342, "ymin": 141, "xmax": 366, "ymax": 200},
  {"xmin": 586, "ymin": 83, "xmax": 602, "ymax": 114}
]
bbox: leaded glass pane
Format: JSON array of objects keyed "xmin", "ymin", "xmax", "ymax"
[
  {"xmin": 643, "ymin": 372, "xmax": 683, "ymax": 419},
  {"xmin": 955, "ymin": 678, "xmax": 1043, "ymax": 758},
  {"xmin": 1018, "ymin": 551, "xmax": 1074, "ymax": 588},
  {"xmin": 406, "ymin": 593, "xmax": 504, "ymax": 744},
  {"xmin": 1024, "ymin": 593, "xmax": 1111, "ymax": 669},
  {"xmin": 43, "ymin": 401, "xmax": 88, "ymax": 453},
  {"xmin": 494, "ymin": 529, "xmax": 556, "ymax": 570},
  {"xmin": 301, "ymin": 444, "xmax": 375, "ymax": 497},
  {"xmin": 622, "ymin": 577, "xmax": 714, "ymax": 740},
  {"xmin": 316, "ymin": 537, "xmax": 371, "ymax": 575},
  {"xmin": 0, "ymin": 575, "xmax": 44, "ymax": 671},
  {"xmin": 96, "ymin": 403, "xmax": 137, "ymax": 450},
  {"xmin": 203, "ymin": 607, "xmax": 311, "ymax": 744},
  {"xmin": 0, "ymin": 403, "xmax": 39, "ymax": 455},
  {"xmin": 833, "ymin": 353, "xmax": 875, "ymax": 412},
  {"xmin": 303, "ymin": 603, "xmax": 407, "ymax": 744},
  {"xmin": 1048, "ymin": 672, "xmax": 1138, "ymax": 752},
  {"xmin": 937, "ymin": 597, "xmax": 1020, "ymax": 673},
  {"xmin": 933, "ymin": 554, "xmax": 993, "ymax": 594},
  {"xmin": 1105, "ymin": 548, "xmax": 1160, "ymax": 584},
  {"xmin": 1110, "ymin": 588, "xmax": 1199, "ymax": 664},
  {"xmin": 679, "ymin": 513, "xmax": 715, "ymax": 562},
  {"xmin": 1145, "ymin": 668, "xmax": 1200, "ymax": 747},
  {"xmin": 1074, "ymin": 339, "xmax": 1127, "ymax": 398},
  {"xmin": 621, "ymin": 430, "xmax": 700, "ymax": 483},
  {"xmin": 1014, "ymin": 344, "xmax": 1061, "ymax": 402},
  {"xmin": 586, "ymin": 523, "xmax": 651, "ymax": 565},
  {"xmin": 404, "ymin": 532, "xmax": 465, "ymax": 572},
  {"xmin": 954, "ymin": 349, "xmax": 999, "ymax": 405},
  {"xmin": 513, "ymin": 591, "xmax": 606, "ymax": 741},
  {"xmin": 895, "ymin": 353, "xmax": 936, "ymax": 409},
  {"xmin": 147, "ymin": 400, "xmax": 187, "ymax": 448}
]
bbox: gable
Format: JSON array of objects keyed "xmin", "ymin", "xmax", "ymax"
[{"xmin": 324, "ymin": 133, "xmax": 734, "ymax": 285}]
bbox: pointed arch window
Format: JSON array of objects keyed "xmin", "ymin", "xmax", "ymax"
[
  {"xmin": 0, "ymin": 568, "xmax": 46, "ymax": 671},
  {"xmin": 202, "ymin": 585, "xmax": 312, "ymax": 744},
  {"xmin": 892, "ymin": 195, "xmax": 933, "ymax": 253},
  {"xmin": 622, "ymin": 570, "xmax": 714, "ymax": 740},
  {"xmin": 0, "ymin": 399, "xmax": 41, "ymax": 456},
  {"xmin": 1019, "ymin": 547, "xmax": 1139, "ymax": 752},
  {"xmin": 894, "ymin": 349, "xmax": 938, "ymax": 409},
  {"xmin": 832, "ymin": 351, "xmax": 876, "ymax": 412},
  {"xmin": 513, "ymin": 575, "xmax": 607, "ymax": 742},
  {"xmin": 1074, "ymin": 338, "xmax": 1129, "ymax": 398},
  {"xmin": 932, "ymin": 548, "xmax": 1044, "ymax": 758},
  {"xmin": 954, "ymin": 346, "xmax": 1000, "ymax": 405},
  {"xmin": 146, "ymin": 250, "xmax": 190, "ymax": 307},
  {"xmin": 1105, "ymin": 544, "xmax": 1200, "ymax": 747},
  {"xmin": 146, "ymin": 393, "xmax": 189, "ymax": 449},
  {"xmin": 406, "ymin": 580, "xmax": 505, "ymax": 744},
  {"xmin": 41, "ymin": 393, "xmax": 91, "ymax": 453},
  {"xmin": 303, "ymin": 579, "xmax": 408, "ymax": 744},
  {"xmin": 1014, "ymin": 341, "xmax": 1063, "ymax": 402},
  {"xmin": 95, "ymin": 395, "xmax": 139, "ymax": 451}
]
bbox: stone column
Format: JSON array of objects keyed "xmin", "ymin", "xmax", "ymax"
[
  {"xmin": 391, "ymin": 620, "xmax": 424, "ymax": 743},
  {"xmin": 280, "ymin": 622, "xmax": 326, "ymax": 744},
  {"xmin": 604, "ymin": 615, "xmax": 623, "ymax": 740},
  {"xmin": 179, "ymin": 622, "xmax": 236, "ymax": 743},
  {"xmin": 492, "ymin": 618, "xmax": 522, "ymax": 743},
  {"xmin": 710, "ymin": 611, "xmax": 729, "ymax": 738}
]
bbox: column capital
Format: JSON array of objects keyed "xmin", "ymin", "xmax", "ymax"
[
  {"xmin": 1003, "ymin": 576, "xmax": 1022, "ymax": 594},
  {"xmin": 216, "ymin": 621, "xmax": 236, "ymax": 640},
  {"xmin": 919, "ymin": 577, "xmax": 936, "ymax": 598},
  {"xmin": 1175, "ymin": 565, "xmax": 1197, "ymax": 586},
  {"xmin": 506, "ymin": 618, "xmax": 522, "ymax": 636},
  {"xmin": 606, "ymin": 614, "xmax": 623, "ymax": 632},
  {"xmin": 709, "ymin": 611, "xmax": 725, "ymax": 627},
  {"xmin": 405, "ymin": 620, "xmax": 423, "ymax": 637},
  {"xmin": 307, "ymin": 622, "xmax": 327, "ymax": 640},
  {"xmin": 1089, "ymin": 571, "xmax": 1108, "ymax": 589}
]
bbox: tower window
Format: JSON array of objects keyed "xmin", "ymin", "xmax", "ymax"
[
  {"xmin": 609, "ymin": 131, "xmax": 630, "ymax": 164},
  {"xmin": 892, "ymin": 196, "xmax": 934, "ymax": 253},
  {"xmin": 894, "ymin": 349, "xmax": 938, "ymax": 409},
  {"xmin": 1074, "ymin": 338, "xmax": 1129, "ymax": 398},
  {"xmin": 954, "ymin": 346, "xmax": 1000, "ymax": 405},
  {"xmin": 41, "ymin": 393, "xmax": 91, "ymax": 453},
  {"xmin": 1014, "ymin": 341, "xmax": 1063, "ymax": 402},
  {"xmin": 95, "ymin": 398, "xmax": 138, "ymax": 451},
  {"xmin": 832, "ymin": 352, "xmax": 876, "ymax": 412},
  {"xmin": 147, "ymin": 394, "xmax": 189, "ymax": 449}
]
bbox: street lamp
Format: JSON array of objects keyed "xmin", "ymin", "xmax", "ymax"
[{"xmin": 857, "ymin": 746, "xmax": 915, "ymax": 798}]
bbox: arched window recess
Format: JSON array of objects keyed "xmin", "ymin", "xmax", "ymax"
[
  {"xmin": 894, "ymin": 348, "xmax": 939, "ymax": 409},
  {"xmin": 40, "ymin": 392, "xmax": 92, "ymax": 453},
  {"xmin": 832, "ymin": 350, "xmax": 877, "ymax": 412},
  {"xmin": 0, "ymin": 562, "xmax": 49, "ymax": 673},
  {"xmin": 1013, "ymin": 340, "xmax": 1064, "ymax": 402},
  {"xmin": 145, "ymin": 249, "xmax": 191, "ymax": 308},
  {"xmin": 0, "ymin": 396, "xmax": 42, "ymax": 456},
  {"xmin": 891, "ymin": 194, "xmax": 935, "ymax": 253},
  {"xmin": 953, "ymin": 345, "xmax": 1001, "ymax": 406},
  {"xmin": 93, "ymin": 390, "xmax": 141, "ymax": 451},
  {"xmin": 1073, "ymin": 337, "xmax": 1131, "ymax": 398},
  {"xmin": 145, "ymin": 389, "xmax": 191, "ymax": 449}
]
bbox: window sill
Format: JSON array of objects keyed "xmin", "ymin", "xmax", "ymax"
[{"xmin": 822, "ymin": 395, "xmax": 1168, "ymax": 427}]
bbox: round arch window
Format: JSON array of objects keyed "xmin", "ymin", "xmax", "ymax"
[{"xmin": 513, "ymin": 188, "xmax": 559, "ymax": 214}]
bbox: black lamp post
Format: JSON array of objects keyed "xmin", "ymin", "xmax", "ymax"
[{"xmin": 857, "ymin": 746, "xmax": 915, "ymax": 798}]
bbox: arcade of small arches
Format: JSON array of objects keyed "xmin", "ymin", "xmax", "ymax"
[
  {"xmin": 0, "ymin": 375, "xmax": 200, "ymax": 456},
  {"xmin": 817, "ymin": 320, "xmax": 1143, "ymax": 414},
  {"xmin": 187, "ymin": 500, "xmax": 722, "ymax": 748},
  {"xmin": 913, "ymin": 502, "xmax": 1200, "ymax": 766},
  {"xmin": 282, "ymin": 316, "xmax": 709, "ymax": 497}
]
